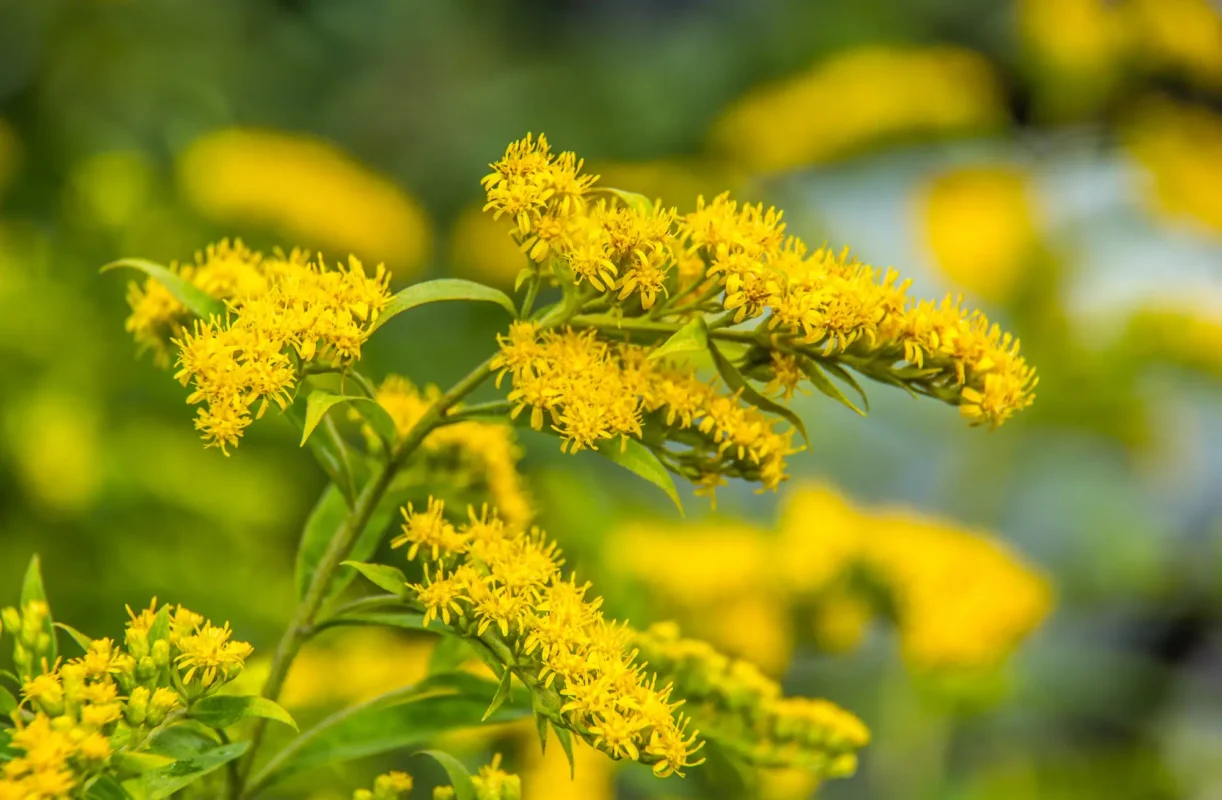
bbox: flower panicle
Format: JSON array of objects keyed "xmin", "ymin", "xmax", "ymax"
[
  {"xmin": 483, "ymin": 133, "xmax": 1036, "ymax": 435},
  {"xmin": 385, "ymin": 497, "xmax": 705, "ymax": 778},
  {"xmin": 123, "ymin": 239, "xmax": 392, "ymax": 453},
  {"xmin": 0, "ymin": 598, "xmax": 254, "ymax": 797}
]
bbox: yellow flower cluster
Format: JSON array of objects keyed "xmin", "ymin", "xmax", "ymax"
[
  {"xmin": 483, "ymin": 134, "xmax": 1036, "ymax": 443},
  {"xmin": 680, "ymin": 195, "xmax": 1038, "ymax": 428},
  {"xmin": 353, "ymin": 770, "xmax": 414, "ymax": 800},
  {"xmin": 610, "ymin": 482, "xmax": 1051, "ymax": 672},
  {"xmin": 780, "ymin": 485, "xmax": 1053, "ymax": 669},
  {"xmin": 495, "ymin": 323, "xmax": 795, "ymax": 491},
  {"xmin": 431, "ymin": 755, "xmax": 521, "ymax": 800},
  {"xmin": 388, "ymin": 498, "xmax": 704, "ymax": 778},
  {"xmin": 0, "ymin": 600, "xmax": 253, "ymax": 798},
  {"xmin": 634, "ymin": 622, "xmax": 868, "ymax": 781},
  {"xmin": 710, "ymin": 46, "xmax": 1006, "ymax": 171},
  {"xmin": 126, "ymin": 239, "xmax": 392, "ymax": 453},
  {"xmin": 179, "ymin": 128, "xmax": 433, "ymax": 277},
  {"xmin": 369, "ymin": 376, "xmax": 533, "ymax": 526}
]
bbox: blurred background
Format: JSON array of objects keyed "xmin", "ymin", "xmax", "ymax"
[{"xmin": 2, "ymin": 0, "xmax": 1222, "ymax": 797}]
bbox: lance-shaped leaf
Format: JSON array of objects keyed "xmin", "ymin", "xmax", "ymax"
[
  {"xmin": 300, "ymin": 390, "xmax": 397, "ymax": 449},
  {"xmin": 135, "ymin": 740, "xmax": 249, "ymax": 799},
  {"xmin": 20, "ymin": 555, "xmax": 56, "ymax": 668},
  {"xmin": 371, "ymin": 279, "xmax": 517, "ymax": 333},
  {"xmin": 341, "ymin": 561, "xmax": 409, "ymax": 597},
  {"xmin": 600, "ymin": 187, "xmax": 655, "ymax": 216},
  {"xmin": 295, "ymin": 485, "xmax": 401, "ymax": 603},
  {"xmin": 54, "ymin": 622, "xmax": 92, "ymax": 653},
  {"xmin": 315, "ymin": 610, "xmax": 427, "ymax": 634},
  {"xmin": 0, "ymin": 686, "xmax": 16, "ymax": 715},
  {"xmin": 709, "ymin": 342, "xmax": 811, "ymax": 448},
  {"xmin": 100, "ymin": 259, "xmax": 225, "ymax": 320},
  {"xmin": 482, "ymin": 668, "xmax": 515, "ymax": 722},
  {"xmin": 593, "ymin": 438, "xmax": 683, "ymax": 515},
  {"xmin": 648, "ymin": 317, "xmax": 708, "ymax": 363},
  {"xmin": 414, "ymin": 750, "xmax": 477, "ymax": 800},
  {"xmin": 83, "ymin": 775, "xmax": 133, "ymax": 800},
  {"xmin": 189, "ymin": 695, "xmax": 298, "ymax": 732},
  {"xmin": 800, "ymin": 360, "xmax": 867, "ymax": 416}
]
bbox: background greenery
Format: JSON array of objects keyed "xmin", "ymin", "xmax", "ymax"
[{"xmin": 2, "ymin": 0, "xmax": 1221, "ymax": 797}]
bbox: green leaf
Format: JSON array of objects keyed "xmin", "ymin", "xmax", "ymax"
[
  {"xmin": 148, "ymin": 603, "xmax": 171, "ymax": 645},
  {"xmin": 370, "ymin": 278, "xmax": 517, "ymax": 334},
  {"xmin": 0, "ymin": 728, "xmax": 12, "ymax": 759},
  {"xmin": 136, "ymin": 740, "xmax": 248, "ymax": 799},
  {"xmin": 83, "ymin": 775, "xmax": 133, "ymax": 800},
  {"xmin": 249, "ymin": 672, "xmax": 528, "ymax": 792},
  {"xmin": 285, "ymin": 400, "xmax": 357, "ymax": 505},
  {"xmin": 109, "ymin": 751, "xmax": 176, "ymax": 776},
  {"xmin": 54, "ymin": 622, "xmax": 92, "ymax": 653},
  {"xmin": 100, "ymin": 259, "xmax": 225, "ymax": 320},
  {"xmin": 189, "ymin": 695, "xmax": 297, "ymax": 732},
  {"xmin": 296, "ymin": 485, "xmax": 399, "ymax": 602},
  {"xmin": 428, "ymin": 634, "xmax": 476, "ymax": 676},
  {"xmin": 648, "ymin": 317, "xmax": 708, "ymax": 363},
  {"xmin": 300, "ymin": 390, "xmax": 397, "ymax": 448},
  {"xmin": 147, "ymin": 724, "xmax": 222, "ymax": 759},
  {"xmin": 534, "ymin": 713, "xmax": 549, "ymax": 753},
  {"xmin": 20, "ymin": 555, "xmax": 55, "ymax": 667},
  {"xmin": 514, "ymin": 267, "xmax": 534, "ymax": 293},
  {"xmin": 341, "ymin": 561, "xmax": 408, "ymax": 596},
  {"xmin": 800, "ymin": 360, "xmax": 867, "ymax": 417},
  {"xmin": 20, "ymin": 554, "xmax": 47, "ymax": 606},
  {"xmin": 482, "ymin": 668, "xmax": 514, "ymax": 722},
  {"xmin": 593, "ymin": 438, "xmax": 683, "ymax": 515},
  {"xmin": 552, "ymin": 723, "xmax": 576, "ymax": 779},
  {"xmin": 0, "ymin": 686, "xmax": 16, "ymax": 715},
  {"xmin": 414, "ymin": 750, "xmax": 477, "ymax": 800},
  {"xmin": 709, "ymin": 342, "xmax": 812, "ymax": 448},
  {"xmin": 318, "ymin": 610, "xmax": 427, "ymax": 633},
  {"xmin": 820, "ymin": 361, "xmax": 870, "ymax": 413},
  {"xmin": 601, "ymin": 187, "xmax": 655, "ymax": 215}
]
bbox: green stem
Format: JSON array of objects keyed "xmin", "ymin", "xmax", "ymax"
[
  {"xmin": 235, "ymin": 356, "xmax": 498, "ymax": 795},
  {"xmin": 520, "ymin": 273, "xmax": 542, "ymax": 318},
  {"xmin": 569, "ymin": 314, "xmax": 759, "ymax": 344}
]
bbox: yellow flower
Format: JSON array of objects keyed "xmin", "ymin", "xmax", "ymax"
[
  {"xmin": 385, "ymin": 497, "xmax": 704, "ymax": 778},
  {"xmin": 175, "ymin": 620, "xmax": 254, "ymax": 688},
  {"xmin": 1126, "ymin": 97, "xmax": 1222, "ymax": 235},
  {"xmin": 179, "ymin": 128, "xmax": 432, "ymax": 277},
  {"xmin": 710, "ymin": 46, "xmax": 1005, "ymax": 171},
  {"xmin": 918, "ymin": 165, "xmax": 1040, "ymax": 303},
  {"xmin": 128, "ymin": 241, "xmax": 392, "ymax": 452}
]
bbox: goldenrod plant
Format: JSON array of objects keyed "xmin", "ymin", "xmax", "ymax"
[{"xmin": 2, "ymin": 133, "xmax": 1037, "ymax": 798}]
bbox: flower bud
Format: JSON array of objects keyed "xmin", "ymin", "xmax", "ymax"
[
  {"xmin": 151, "ymin": 639, "xmax": 170, "ymax": 669},
  {"xmin": 126, "ymin": 627, "xmax": 150, "ymax": 660},
  {"xmin": 125, "ymin": 686, "xmax": 150, "ymax": 726},
  {"xmin": 146, "ymin": 687, "xmax": 181, "ymax": 726},
  {"xmin": 0, "ymin": 607, "xmax": 18, "ymax": 634}
]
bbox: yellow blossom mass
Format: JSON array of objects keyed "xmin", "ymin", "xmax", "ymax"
[
  {"xmin": 124, "ymin": 239, "xmax": 392, "ymax": 453},
  {"xmin": 386, "ymin": 497, "xmax": 705, "ymax": 778}
]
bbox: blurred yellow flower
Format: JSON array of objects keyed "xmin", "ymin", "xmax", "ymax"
[
  {"xmin": 67, "ymin": 151, "xmax": 154, "ymax": 229},
  {"xmin": 780, "ymin": 485, "xmax": 1053, "ymax": 669},
  {"xmin": 918, "ymin": 165, "xmax": 1039, "ymax": 303},
  {"xmin": 711, "ymin": 46, "xmax": 1006, "ymax": 172},
  {"xmin": 5, "ymin": 388, "xmax": 101, "ymax": 514},
  {"xmin": 178, "ymin": 128, "xmax": 432, "ymax": 277},
  {"xmin": 519, "ymin": 726, "xmax": 615, "ymax": 800},
  {"xmin": 1131, "ymin": 0, "xmax": 1222, "ymax": 88},
  {"xmin": 1123, "ymin": 303, "xmax": 1222, "ymax": 375},
  {"xmin": 1020, "ymin": 0, "xmax": 1130, "ymax": 80},
  {"xmin": 610, "ymin": 482, "xmax": 1051, "ymax": 673},
  {"xmin": 1126, "ymin": 98, "xmax": 1222, "ymax": 234},
  {"xmin": 1021, "ymin": 0, "xmax": 1222, "ymax": 106}
]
